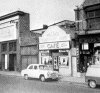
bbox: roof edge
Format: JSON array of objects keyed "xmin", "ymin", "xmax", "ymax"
[{"xmin": 0, "ymin": 11, "xmax": 26, "ymax": 21}]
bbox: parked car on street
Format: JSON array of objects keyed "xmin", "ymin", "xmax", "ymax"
[
  {"xmin": 85, "ymin": 65, "xmax": 100, "ymax": 88},
  {"xmin": 21, "ymin": 64, "xmax": 60, "ymax": 82}
]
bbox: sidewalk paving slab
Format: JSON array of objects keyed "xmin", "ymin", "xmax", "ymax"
[{"xmin": 0, "ymin": 71, "xmax": 21, "ymax": 77}]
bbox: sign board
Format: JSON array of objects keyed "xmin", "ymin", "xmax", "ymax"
[
  {"xmin": 39, "ymin": 41, "xmax": 70, "ymax": 50},
  {"xmin": 0, "ymin": 25, "xmax": 17, "ymax": 42},
  {"xmin": 94, "ymin": 43, "xmax": 100, "ymax": 47},
  {"xmin": 39, "ymin": 26, "xmax": 71, "ymax": 43},
  {"xmin": 0, "ymin": 16, "xmax": 18, "ymax": 42}
]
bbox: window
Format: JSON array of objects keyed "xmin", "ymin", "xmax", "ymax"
[
  {"xmin": 87, "ymin": 10, "xmax": 100, "ymax": 30},
  {"xmin": 34, "ymin": 66, "xmax": 37, "ymax": 69},
  {"xmin": 1, "ymin": 43, "xmax": 7, "ymax": 52},
  {"xmin": 9, "ymin": 42, "xmax": 16, "ymax": 51},
  {"xmin": 87, "ymin": 10, "xmax": 100, "ymax": 18},
  {"xmin": 59, "ymin": 56, "xmax": 69, "ymax": 66},
  {"xmin": 82, "ymin": 43, "xmax": 89, "ymax": 50},
  {"xmin": 87, "ymin": 11, "xmax": 95, "ymax": 18},
  {"xmin": 28, "ymin": 65, "xmax": 33, "ymax": 69}
]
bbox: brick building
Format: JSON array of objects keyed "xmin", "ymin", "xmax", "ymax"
[
  {"xmin": 0, "ymin": 11, "xmax": 38, "ymax": 71},
  {"xmin": 75, "ymin": 0, "xmax": 100, "ymax": 75}
]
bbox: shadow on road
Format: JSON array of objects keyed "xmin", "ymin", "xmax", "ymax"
[
  {"xmin": 96, "ymin": 85, "xmax": 100, "ymax": 89},
  {"xmin": 26, "ymin": 78, "xmax": 59, "ymax": 82}
]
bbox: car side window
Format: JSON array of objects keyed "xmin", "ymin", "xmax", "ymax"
[
  {"xmin": 34, "ymin": 66, "xmax": 37, "ymax": 70},
  {"xmin": 28, "ymin": 65, "xmax": 33, "ymax": 69}
]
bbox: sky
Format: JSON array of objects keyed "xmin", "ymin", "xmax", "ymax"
[{"xmin": 0, "ymin": 0, "xmax": 84, "ymax": 30}]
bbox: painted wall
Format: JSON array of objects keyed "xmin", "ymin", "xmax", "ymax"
[
  {"xmin": 39, "ymin": 26, "xmax": 72, "ymax": 76},
  {"xmin": 0, "ymin": 16, "xmax": 19, "ymax": 42}
]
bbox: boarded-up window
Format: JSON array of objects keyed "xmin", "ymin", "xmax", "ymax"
[
  {"xmin": 21, "ymin": 46, "xmax": 38, "ymax": 55},
  {"xmin": 22, "ymin": 56, "xmax": 37, "ymax": 70}
]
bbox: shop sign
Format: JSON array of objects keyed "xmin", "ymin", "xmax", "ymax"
[
  {"xmin": 82, "ymin": 43, "xmax": 89, "ymax": 50},
  {"xmin": 94, "ymin": 43, "xmax": 100, "ymax": 47},
  {"xmin": 39, "ymin": 26, "xmax": 71, "ymax": 43},
  {"xmin": 39, "ymin": 41, "xmax": 70, "ymax": 50},
  {"xmin": 41, "ymin": 50, "xmax": 49, "ymax": 56},
  {"xmin": 0, "ymin": 16, "xmax": 18, "ymax": 42},
  {"xmin": 59, "ymin": 50, "xmax": 69, "ymax": 52}
]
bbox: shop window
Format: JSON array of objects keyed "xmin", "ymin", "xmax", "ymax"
[
  {"xmin": 9, "ymin": 42, "xmax": 16, "ymax": 51},
  {"xmin": 1, "ymin": 43, "xmax": 7, "ymax": 52},
  {"xmin": 59, "ymin": 50, "xmax": 69, "ymax": 66},
  {"xmin": 59, "ymin": 56, "xmax": 69, "ymax": 66}
]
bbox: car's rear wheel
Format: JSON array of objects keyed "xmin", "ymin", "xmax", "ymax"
[
  {"xmin": 24, "ymin": 74, "xmax": 28, "ymax": 80},
  {"xmin": 40, "ymin": 75, "xmax": 45, "ymax": 82},
  {"xmin": 88, "ymin": 80, "xmax": 96, "ymax": 88}
]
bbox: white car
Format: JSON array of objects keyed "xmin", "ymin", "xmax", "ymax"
[{"xmin": 21, "ymin": 64, "xmax": 60, "ymax": 82}]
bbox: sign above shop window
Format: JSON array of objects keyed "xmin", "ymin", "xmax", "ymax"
[
  {"xmin": 39, "ymin": 41, "xmax": 70, "ymax": 50},
  {"xmin": 59, "ymin": 50, "xmax": 69, "ymax": 52},
  {"xmin": 82, "ymin": 43, "xmax": 89, "ymax": 50},
  {"xmin": 94, "ymin": 43, "xmax": 100, "ymax": 47}
]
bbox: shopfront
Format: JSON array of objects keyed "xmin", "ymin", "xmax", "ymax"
[
  {"xmin": 78, "ymin": 34, "xmax": 100, "ymax": 73},
  {"xmin": 39, "ymin": 26, "xmax": 72, "ymax": 76}
]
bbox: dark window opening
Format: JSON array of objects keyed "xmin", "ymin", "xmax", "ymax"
[
  {"xmin": 9, "ymin": 42, "xmax": 16, "ymax": 51},
  {"xmin": 86, "ymin": 10, "xmax": 100, "ymax": 30},
  {"xmin": 1, "ymin": 43, "xmax": 7, "ymax": 52}
]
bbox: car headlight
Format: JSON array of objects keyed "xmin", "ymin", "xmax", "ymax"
[{"xmin": 47, "ymin": 72, "xmax": 51, "ymax": 77}]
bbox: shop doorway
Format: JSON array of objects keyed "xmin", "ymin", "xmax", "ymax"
[
  {"xmin": 80, "ymin": 54, "xmax": 91, "ymax": 73},
  {"xmin": 9, "ymin": 54, "xmax": 16, "ymax": 71},
  {"xmin": 52, "ymin": 53, "xmax": 59, "ymax": 71}
]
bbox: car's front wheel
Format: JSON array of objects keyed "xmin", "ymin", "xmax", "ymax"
[
  {"xmin": 40, "ymin": 75, "xmax": 45, "ymax": 82},
  {"xmin": 88, "ymin": 80, "xmax": 96, "ymax": 88},
  {"xmin": 24, "ymin": 74, "xmax": 28, "ymax": 80}
]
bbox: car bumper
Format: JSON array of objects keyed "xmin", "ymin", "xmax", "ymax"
[{"xmin": 47, "ymin": 74, "xmax": 61, "ymax": 80}]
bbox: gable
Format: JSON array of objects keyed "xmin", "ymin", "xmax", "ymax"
[{"xmin": 39, "ymin": 26, "xmax": 70, "ymax": 43}]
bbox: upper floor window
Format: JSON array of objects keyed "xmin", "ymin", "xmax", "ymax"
[
  {"xmin": 87, "ymin": 10, "xmax": 100, "ymax": 30},
  {"xmin": 87, "ymin": 10, "xmax": 100, "ymax": 18},
  {"xmin": 1, "ymin": 43, "xmax": 7, "ymax": 52},
  {"xmin": 9, "ymin": 42, "xmax": 16, "ymax": 51}
]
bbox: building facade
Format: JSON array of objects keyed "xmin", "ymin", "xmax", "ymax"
[
  {"xmin": 75, "ymin": 0, "xmax": 100, "ymax": 75},
  {"xmin": 38, "ymin": 20, "xmax": 78, "ymax": 76},
  {"xmin": 0, "ymin": 11, "xmax": 38, "ymax": 71}
]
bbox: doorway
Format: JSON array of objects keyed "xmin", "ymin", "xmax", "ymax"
[
  {"xmin": 9, "ymin": 54, "xmax": 16, "ymax": 71},
  {"xmin": 52, "ymin": 53, "xmax": 59, "ymax": 71},
  {"xmin": 80, "ymin": 54, "xmax": 90, "ymax": 72}
]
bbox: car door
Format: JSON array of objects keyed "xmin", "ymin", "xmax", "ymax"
[
  {"xmin": 33, "ymin": 65, "xmax": 39, "ymax": 78},
  {"xmin": 27, "ymin": 65, "xmax": 34, "ymax": 77}
]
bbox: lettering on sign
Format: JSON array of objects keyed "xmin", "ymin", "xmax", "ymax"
[
  {"xmin": 47, "ymin": 42, "xmax": 59, "ymax": 49},
  {"xmin": 39, "ymin": 41, "xmax": 70, "ymax": 50}
]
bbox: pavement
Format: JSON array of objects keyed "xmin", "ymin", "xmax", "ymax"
[{"xmin": 0, "ymin": 71, "xmax": 86, "ymax": 85}]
